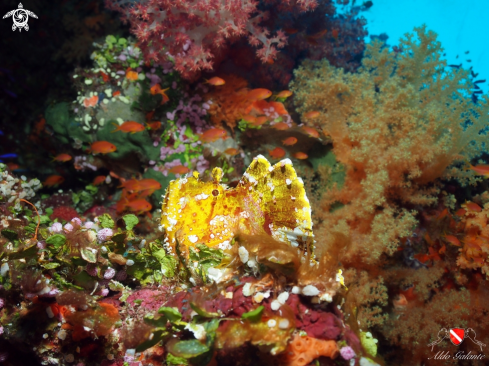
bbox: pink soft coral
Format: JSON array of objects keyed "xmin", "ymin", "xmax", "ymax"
[{"xmin": 105, "ymin": 0, "xmax": 316, "ymax": 80}]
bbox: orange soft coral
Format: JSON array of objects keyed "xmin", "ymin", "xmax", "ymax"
[
  {"xmin": 204, "ymin": 74, "xmax": 251, "ymax": 129},
  {"xmin": 282, "ymin": 334, "xmax": 339, "ymax": 366},
  {"xmin": 455, "ymin": 197, "xmax": 489, "ymax": 274}
]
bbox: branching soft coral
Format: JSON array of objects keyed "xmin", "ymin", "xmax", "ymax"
[
  {"xmin": 105, "ymin": 0, "xmax": 316, "ymax": 80},
  {"xmin": 290, "ymin": 26, "xmax": 489, "ymax": 265}
]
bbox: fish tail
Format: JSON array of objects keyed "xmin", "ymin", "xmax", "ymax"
[{"xmin": 111, "ymin": 123, "xmax": 119, "ymax": 133}]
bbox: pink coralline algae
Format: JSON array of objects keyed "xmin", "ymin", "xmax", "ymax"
[{"xmin": 105, "ymin": 0, "xmax": 317, "ymax": 80}]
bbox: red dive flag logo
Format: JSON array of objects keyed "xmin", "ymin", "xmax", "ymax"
[{"xmin": 450, "ymin": 328, "xmax": 465, "ymax": 346}]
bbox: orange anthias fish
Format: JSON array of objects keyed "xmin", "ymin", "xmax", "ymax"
[
  {"xmin": 113, "ymin": 91, "xmax": 121, "ymax": 97},
  {"xmin": 468, "ymin": 164, "xmax": 489, "ymax": 177},
  {"xmin": 304, "ymin": 111, "xmax": 320, "ymax": 119},
  {"xmin": 302, "ymin": 126, "xmax": 320, "ymax": 138},
  {"xmin": 251, "ymin": 116, "xmax": 268, "ymax": 126},
  {"xmin": 146, "ymin": 121, "xmax": 162, "ymax": 130},
  {"xmin": 294, "ymin": 152, "xmax": 308, "ymax": 160},
  {"xmin": 169, "ymin": 165, "xmax": 191, "ymax": 175},
  {"xmin": 127, "ymin": 199, "xmax": 152, "ymax": 213},
  {"xmin": 242, "ymin": 115, "xmax": 256, "ymax": 124},
  {"xmin": 224, "ymin": 148, "xmax": 239, "ymax": 156},
  {"xmin": 43, "ymin": 175, "xmax": 65, "ymax": 187},
  {"xmin": 93, "ymin": 175, "xmax": 106, "ymax": 186},
  {"xmin": 269, "ymin": 101, "xmax": 288, "ymax": 115},
  {"xmin": 462, "ymin": 201, "xmax": 482, "ymax": 212},
  {"xmin": 137, "ymin": 179, "xmax": 162, "ymax": 195},
  {"xmin": 272, "ymin": 122, "xmax": 290, "ymax": 130},
  {"xmin": 150, "ymin": 84, "xmax": 170, "ymax": 104},
  {"xmin": 119, "ymin": 179, "xmax": 140, "ymax": 192},
  {"xmin": 282, "ymin": 137, "xmax": 298, "ymax": 146},
  {"xmin": 199, "ymin": 128, "xmax": 227, "ymax": 143},
  {"xmin": 112, "ymin": 121, "xmax": 146, "ymax": 134},
  {"xmin": 89, "ymin": 141, "xmax": 117, "ymax": 154},
  {"xmin": 269, "ymin": 147, "xmax": 286, "ymax": 159},
  {"xmin": 126, "ymin": 69, "xmax": 138, "ymax": 81},
  {"xmin": 84, "ymin": 95, "xmax": 99, "ymax": 108},
  {"xmin": 275, "ymin": 90, "xmax": 293, "ymax": 99},
  {"xmin": 205, "ymin": 77, "xmax": 225, "ymax": 86},
  {"xmin": 455, "ymin": 208, "xmax": 467, "ymax": 216},
  {"xmin": 246, "ymin": 88, "xmax": 272, "ymax": 101},
  {"xmin": 444, "ymin": 235, "xmax": 461, "ymax": 246},
  {"xmin": 53, "ymin": 153, "xmax": 72, "ymax": 162}
]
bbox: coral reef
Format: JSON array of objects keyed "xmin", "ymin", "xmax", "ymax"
[{"xmin": 291, "ymin": 26, "xmax": 489, "ymax": 265}]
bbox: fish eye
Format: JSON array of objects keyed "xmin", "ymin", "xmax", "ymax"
[{"xmin": 212, "ymin": 189, "xmax": 219, "ymax": 197}]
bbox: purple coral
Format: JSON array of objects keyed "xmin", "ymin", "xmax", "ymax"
[
  {"xmin": 97, "ymin": 228, "xmax": 113, "ymax": 243},
  {"xmin": 0, "ymin": 297, "xmax": 4, "ymax": 309}
]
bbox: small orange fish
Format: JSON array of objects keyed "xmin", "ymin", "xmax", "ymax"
[
  {"xmin": 463, "ymin": 201, "xmax": 482, "ymax": 212},
  {"xmin": 468, "ymin": 164, "xmax": 489, "ymax": 177},
  {"xmin": 83, "ymin": 95, "xmax": 98, "ymax": 108},
  {"xmin": 436, "ymin": 208, "xmax": 448, "ymax": 220},
  {"xmin": 246, "ymin": 88, "xmax": 272, "ymax": 101},
  {"xmin": 6, "ymin": 162, "xmax": 19, "ymax": 171},
  {"xmin": 146, "ymin": 121, "xmax": 162, "ymax": 130},
  {"xmin": 282, "ymin": 137, "xmax": 297, "ymax": 146},
  {"xmin": 199, "ymin": 128, "xmax": 227, "ymax": 143},
  {"xmin": 304, "ymin": 111, "xmax": 320, "ymax": 119},
  {"xmin": 224, "ymin": 148, "xmax": 239, "ymax": 156},
  {"xmin": 268, "ymin": 147, "xmax": 286, "ymax": 159},
  {"xmin": 53, "ymin": 153, "xmax": 72, "ymax": 162},
  {"xmin": 269, "ymin": 101, "xmax": 288, "ymax": 115},
  {"xmin": 169, "ymin": 165, "xmax": 191, "ymax": 175},
  {"xmin": 265, "ymin": 57, "xmax": 274, "ymax": 65},
  {"xmin": 138, "ymin": 179, "xmax": 162, "ymax": 192},
  {"xmin": 455, "ymin": 208, "xmax": 467, "ymax": 216},
  {"xmin": 89, "ymin": 141, "xmax": 117, "ymax": 154},
  {"xmin": 150, "ymin": 84, "xmax": 170, "ymax": 104},
  {"xmin": 125, "ymin": 199, "xmax": 152, "ymax": 214},
  {"xmin": 113, "ymin": 91, "xmax": 121, "ymax": 97},
  {"xmin": 242, "ymin": 115, "xmax": 256, "ymax": 124},
  {"xmin": 119, "ymin": 179, "xmax": 140, "ymax": 192},
  {"xmin": 302, "ymin": 126, "xmax": 320, "ymax": 138},
  {"xmin": 126, "ymin": 69, "xmax": 138, "ymax": 81},
  {"xmin": 100, "ymin": 71, "xmax": 109, "ymax": 82},
  {"xmin": 332, "ymin": 29, "xmax": 339, "ymax": 39},
  {"xmin": 272, "ymin": 122, "xmax": 290, "ymax": 130},
  {"xmin": 112, "ymin": 121, "xmax": 146, "ymax": 134},
  {"xmin": 93, "ymin": 175, "xmax": 106, "ymax": 186},
  {"xmin": 444, "ymin": 235, "xmax": 461, "ymax": 246},
  {"xmin": 251, "ymin": 116, "xmax": 268, "ymax": 126},
  {"xmin": 293, "ymin": 152, "xmax": 308, "ymax": 160},
  {"xmin": 43, "ymin": 175, "xmax": 65, "ymax": 187},
  {"xmin": 205, "ymin": 77, "xmax": 225, "ymax": 86},
  {"xmin": 275, "ymin": 90, "xmax": 293, "ymax": 99}
]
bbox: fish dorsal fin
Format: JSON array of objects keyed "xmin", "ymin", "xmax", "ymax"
[{"xmin": 237, "ymin": 155, "xmax": 313, "ymax": 251}]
